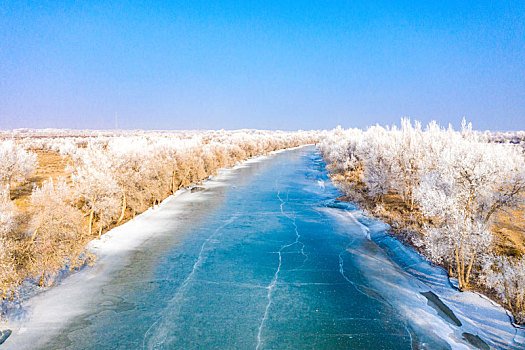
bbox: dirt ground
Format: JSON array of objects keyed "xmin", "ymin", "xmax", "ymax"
[{"xmin": 10, "ymin": 150, "xmax": 71, "ymax": 209}]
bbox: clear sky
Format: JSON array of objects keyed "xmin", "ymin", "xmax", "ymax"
[{"xmin": 1, "ymin": 1, "xmax": 524, "ymax": 131}]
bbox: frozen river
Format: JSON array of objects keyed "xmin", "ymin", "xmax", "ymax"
[{"xmin": 4, "ymin": 146, "xmax": 522, "ymax": 349}]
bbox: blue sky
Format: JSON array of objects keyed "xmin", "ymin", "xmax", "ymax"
[{"xmin": 1, "ymin": 1, "xmax": 524, "ymax": 130}]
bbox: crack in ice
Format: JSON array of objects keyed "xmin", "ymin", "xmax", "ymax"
[
  {"xmin": 338, "ymin": 247, "xmax": 375, "ymax": 300},
  {"xmin": 277, "ymin": 189, "xmax": 308, "ymax": 264},
  {"xmin": 143, "ymin": 214, "xmax": 239, "ymax": 349},
  {"xmin": 256, "ymin": 248, "xmax": 282, "ymax": 350},
  {"xmin": 194, "ymin": 279, "xmax": 266, "ymax": 289},
  {"xmin": 256, "ymin": 232, "xmax": 299, "ymax": 350},
  {"xmin": 256, "ymin": 184, "xmax": 307, "ymax": 350},
  {"xmin": 291, "ymin": 214, "xmax": 308, "ymax": 264}
]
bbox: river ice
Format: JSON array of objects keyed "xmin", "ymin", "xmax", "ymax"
[{"xmin": 3, "ymin": 146, "xmax": 523, "ymax": 349}]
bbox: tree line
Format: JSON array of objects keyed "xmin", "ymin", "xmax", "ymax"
[
  {"xmin": 0, "ymin": 130, "xmax": 317, "ymax": 311},
  {"xmin": 319, "ymin": 119, "xmax": 525, "ymax": 323}
]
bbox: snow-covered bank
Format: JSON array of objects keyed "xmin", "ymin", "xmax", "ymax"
[
  {"xmin": 1, "ymin": 147, "xmax": 303, "ymax": 349},
  {"xmin": 324, "ymin": 200, "xmax": 525, "ymax": 349},
  {"xmin": 3, "ymin": 190, "xmax": 193, "ymax": 349}
]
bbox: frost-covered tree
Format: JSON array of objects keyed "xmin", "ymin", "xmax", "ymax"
[
  {"xmin": 483, "ymin": 256, "xmax": 525, "ymax": 323},
  {"xmin": 105, "ymin": 137, "xmax": 152, "ymax": 220},
  {"xmin": 416, "ymin": 137, "xmax": 525, "ymax": 289},
  {"xmin": 29, "ymin": 180, "xmax": 88, "ymax": 286},
  {"xmin": 0, "ymin": 186, "xmax": 18, "ymax": 299},
  {"xmin": 0, "ymin": 140, "xmax": 37, "ymax": 187},
  {"xmin": 71, "ymin": 145, "xmax": 120, "ymax": 236},
  {"xmin": 359, "ymin": 126, "xmax": 396, "ymax": 200},
  {"xmin": 414, "ymin": 133, "xmax": 524, "ymax": 289},
  {"xmin": 389, "ymin": 119, "xmax": 427, "ymax": 209},
  {"xmin": 318, "ymin": 126, "xmax": 364, "ymax": 176},
  {"xmin": 320, "ymin": 120, "xmax": 525, "ymax": 298}
]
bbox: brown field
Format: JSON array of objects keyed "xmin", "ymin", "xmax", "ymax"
[
  {"xmin": 11, "ymin": 150, "xmax": 71, "ymax": 210},
  {"xmin": 493, "ymin": 208, "xmax": 525, "ymax": 257}
]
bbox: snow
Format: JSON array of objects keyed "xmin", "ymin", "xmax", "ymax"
[{"xmin": 325, "ymin": 202, "xmax": 525, "ymax": 349}]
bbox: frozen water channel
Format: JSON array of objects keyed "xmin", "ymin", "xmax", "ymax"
[{"xmin": 3, "ymin": 146, "xmax": 523, "ymax": 349}]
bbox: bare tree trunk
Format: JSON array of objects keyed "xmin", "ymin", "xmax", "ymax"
[
  {"xmin": 409, "ymin": 191, "xmax": 415, "ymax": 211},
  {"xmin": 455, "ymin": 247, "xmax": 463, "ymax": 290},
  {"xmin": 117, "ymin": 188, "xmax": 126, "ymax": 224},
  {"xmin": 98, "ymin": 226, "xmax": 103, "ymax": 239},
  {"xmin": 504, "ymin": 281, "xmax": 514, "ymax": 313},
  {"xmin": 70, "ymin": 251, "xmax": 81, "ymax": 271},
  {"xmin": 484, "ymin": 204, "xmax": 500, "ymax": 225},
  {"xmin": 88, "ymin": 209, "xmax": 94, "ymax": 236},
  {"xmin": 171, "ymin": 170, "xmax": 176, "ymax": 194},
  {"xmin": 460, "ymin": 246, "xmax": 467, "ymax": 290},
  {"xmin": 31, "ymin": 213, "xmax": 45, "ymax": 241},
  {"xmin": 38, "ymin": 270, "xmax": 46, "ymax": 287},
  {"xmin": 465, "ymin": 253, "xmax": 475, "ymax": 286}
]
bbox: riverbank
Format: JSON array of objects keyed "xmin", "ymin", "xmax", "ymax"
[
  {"xmin": 325, "ymin": 198, "xmax": 525, "ymax": 348},
  {"xmin": 2, "ymin": 131, "xmax": 318, "ymax": 311},
  {"xmin": 318, "ymin": 123, "xmax": 525, "ymax": 327},
  {"xmin": 1, "ymin": 146, "xmax": 311, "ymax": 348}
]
